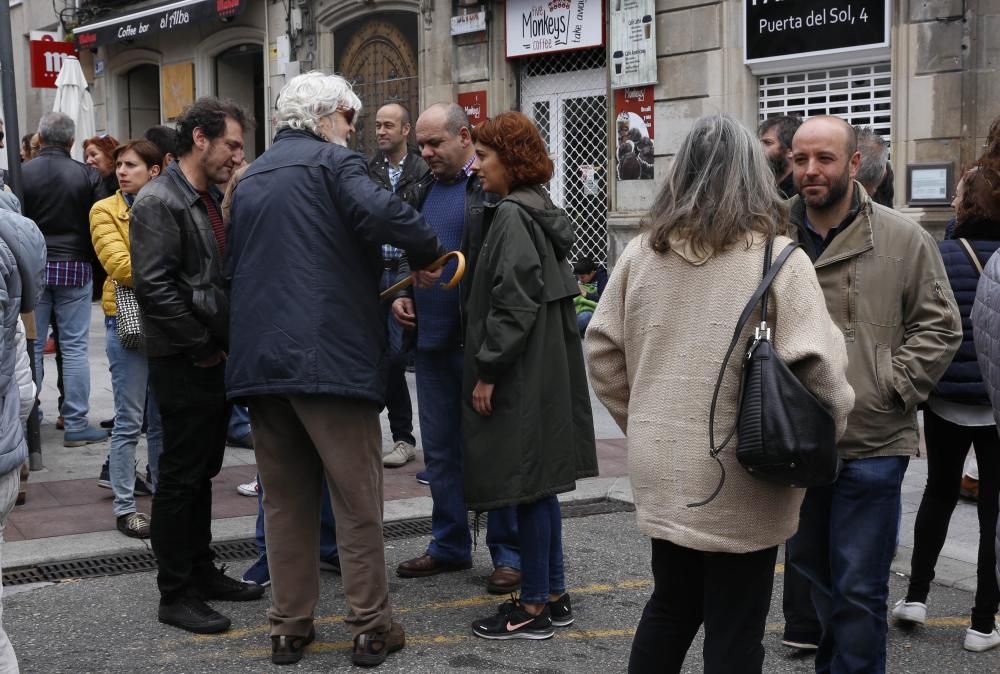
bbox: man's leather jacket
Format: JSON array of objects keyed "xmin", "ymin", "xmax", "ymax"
[{"xmin": 130, "ymin": 161, "xmax": 229, "ymax": 361}]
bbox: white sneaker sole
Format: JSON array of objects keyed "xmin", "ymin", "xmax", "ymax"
[{"xmin": 472, "ymin": 628, "xmax": 554, "ymax": 640}]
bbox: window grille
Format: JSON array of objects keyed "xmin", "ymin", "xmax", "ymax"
[
  {"xmin": 759, "ymin": 62, "xmax": 892, "ymax": 138},
  {"xmin": 520, "ymin": 49, "xmax": 609, "ymax": 264}
]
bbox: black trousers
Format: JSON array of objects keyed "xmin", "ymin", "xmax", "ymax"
[
  {"xmin": 148, "ymin": 354, "xmax": 231, "ymax": 603},
  {"xmin": 908, "ymin": 409, "xmax": 1000, "ymax": 633},
  {"xmin": 628, "ymin": 538, "xmax": 778, "ymax": 674}
]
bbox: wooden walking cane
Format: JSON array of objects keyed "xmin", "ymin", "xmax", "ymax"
[{"xmin": 379, "ymin": 251, "xmax": 466, "ymax": 301}]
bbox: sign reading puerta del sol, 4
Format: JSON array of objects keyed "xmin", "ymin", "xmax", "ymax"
[
  {"xmin": 744, "ymin": 0, "xmax": 889, "ymax": 65},
  {"xmin": 505, "ymin": 0, "xmax": 604, "ymax": 59}
]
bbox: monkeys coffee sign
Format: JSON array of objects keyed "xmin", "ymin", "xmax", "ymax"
[
  {"xmin": 744, "ymin": 0, "xmax": 889, "ymax": 67},
  {"xmin": 506, "ymin": 0, "xmax": 603, "ymax": 59}
]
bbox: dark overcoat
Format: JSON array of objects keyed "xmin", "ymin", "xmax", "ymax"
[{"xmin": 462, "ymin": 185, "xmax": 598, "ymax": 510}]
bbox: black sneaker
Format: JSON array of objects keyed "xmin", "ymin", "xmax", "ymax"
[
  {"xmin": 548, "ymin": 593, "xmax": 574, "ymax": 627},
  {"xmin": 498, "ymin": 593, "xmax": 573, "ymax": 627},
  {"xmin": 272, "ymin": 627, "xmax": 316, "ymax": 665},
  {"xmin": 158, "ymin": 596, "xmax": 231, "ymax": 634},
  {"xmin": 472, "ymin": 601, "xmax": 554, "ymax": 640},
  {"xmin": 97, "ymin": 459, "xmax": 111, "ymax": 489},
  {"xmin": 134, "ymin": 470, "xmax": 153, "ymax": 497},
  {"xmin": 196, "ymin": 564, "xmax": 266, "ymax": 602}
]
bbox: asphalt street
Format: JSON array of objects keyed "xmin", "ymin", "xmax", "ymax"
[{"xmin": 5, "ymin": 511, "xmax": 998, "ymax": 673}]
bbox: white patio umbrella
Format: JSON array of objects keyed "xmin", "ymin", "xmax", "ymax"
[{"xmin": 53, "ymin": 56, "xmax": 96, "ymax": 162}]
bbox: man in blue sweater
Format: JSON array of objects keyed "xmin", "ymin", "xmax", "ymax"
[{"xmin": 391, "ymin": 103, "xmax": 521, "ymax": 594}]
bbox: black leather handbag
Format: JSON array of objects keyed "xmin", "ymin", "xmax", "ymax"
[{"xmin": 689, "ymin": 239, "xmax": 840, "ymax": 507}]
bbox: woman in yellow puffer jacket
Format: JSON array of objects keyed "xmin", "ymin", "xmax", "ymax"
[{"xmin": 89, "ymin": 139, "xmax": 163, "ymax": 540}]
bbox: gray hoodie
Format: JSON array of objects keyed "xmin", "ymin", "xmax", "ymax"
[{"xmin": 0, "ymin": 191, "xmax": 46, "ymax": 476}]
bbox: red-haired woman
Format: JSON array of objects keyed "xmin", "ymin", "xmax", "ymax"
[
  {"xmin": 463, "ymin": 111, "xmax": 598, "ymax": 640},
  {"xmin": 83, "ymin": 134, "xmax": 121, "ymax": 197}
]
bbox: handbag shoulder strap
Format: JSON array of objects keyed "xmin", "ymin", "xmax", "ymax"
[
  {"xmin": 707, "ymin": 241, "xmax": 801, "ymax": 456},
  {"xmin": 958, "ymin": 238, "xmax": 984, "ymax": 277}
]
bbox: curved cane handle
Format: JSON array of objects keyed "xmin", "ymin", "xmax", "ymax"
[{"xmin": 378, "ymin": 250, "xmax": 467, "ymax": 301}]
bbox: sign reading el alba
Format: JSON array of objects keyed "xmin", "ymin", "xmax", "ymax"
[
  {"xmin": 505, "ymin": 0, "xmax": 604, "ymax": 59},
  {"xmin": 745, "ymin": 0, "xmax": 889, "ymax": 64}
]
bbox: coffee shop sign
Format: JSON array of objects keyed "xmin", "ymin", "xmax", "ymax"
[
  {"xmin": 506, "ymin": 0, "xmax": 603, "ymax": 59},
  {"xmin": 116, "ymin": 9, "xmax": 190, "ymax": 38}
]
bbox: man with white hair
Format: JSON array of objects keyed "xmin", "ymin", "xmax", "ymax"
[{"xmin": 227, "ymin": 72, "xmax": 443, "ymax": 667}]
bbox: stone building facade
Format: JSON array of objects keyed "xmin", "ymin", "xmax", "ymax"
[{"xmin": 5, "ymin": 1, "xmax": 998, "ymax": 264}]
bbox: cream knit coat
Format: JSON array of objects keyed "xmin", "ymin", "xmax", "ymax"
[{"xmin": 586, "ymin": 233, "xmax": 855, "ymax": 553}]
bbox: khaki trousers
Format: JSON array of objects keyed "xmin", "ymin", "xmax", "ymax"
[{"xmin": 248, "ymin": 395, "xmax": 391, "ymax": 638}]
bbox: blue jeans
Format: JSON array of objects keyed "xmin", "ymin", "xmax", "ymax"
[
  {"xmin": 105, "ymin": 317, "xmax": 150, "ymax": 516},
  {"xmin": 256, "ymin": 474, "xmax": 338, "ymax": 559},
  {"xmin": 577, "ymin": 311, "xmax": 593, "ymax": 336},
  {"xmin": 415, "ymin": 349, "xmax": 519, "ymax": 567},
  {"xmin": 788, "ymin": 456, "xmax": 910, "ymax": 674},
  {"xmin": 33, "ymin": 282, "xmax": 93, "ymax": 431},
  {"xmin": 228, "ymin": 404, "xmax": 251, "ymax": 440},
  {"xmin": 517, "ymin": 495, "xmax": 565, "ymax": 604}
]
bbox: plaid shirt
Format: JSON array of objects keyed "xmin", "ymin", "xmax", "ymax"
[
  {"xmin": 381, "ymin": 155, "xmax": 408, "ymax": 262},
  {"xmin": 45, "ymin": 260, "xmax": 92, "ymax": 287}
]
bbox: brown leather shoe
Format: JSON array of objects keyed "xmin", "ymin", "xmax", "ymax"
[
  {"xmin": 396, "ymin": 554, "xmax": 472, "ymax": 578},
  {"xmin": 487, "ymin": 565, "xmax": 521, "ymax": 594}
]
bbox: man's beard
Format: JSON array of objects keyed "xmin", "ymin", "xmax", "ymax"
[
  {"xmin": 802, "ymin": 167, "xmax": 852, "ymax": 210},
  {"xmin": 768, "ymin": 153, "xmax": 787, "ymax": 178}
]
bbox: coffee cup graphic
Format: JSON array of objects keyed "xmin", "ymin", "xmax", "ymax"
[
  {"xmin": 642, "ymin": 15, "xmax": 652, "ymax": 40},
  {"xmin": 613, "ymin": 50, "xmax": 624, "ymax": 75}
]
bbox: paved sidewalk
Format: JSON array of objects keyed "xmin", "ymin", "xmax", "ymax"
[{"xmin": 7, "ymin": 305, "xmax": 985, "ymax": 602}]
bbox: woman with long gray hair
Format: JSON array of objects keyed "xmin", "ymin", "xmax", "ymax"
[{"xmin": 585, "ymin": 115, "xmax": 854, "ymax": 673}]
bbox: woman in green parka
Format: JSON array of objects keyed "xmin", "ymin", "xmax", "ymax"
[{"xmin": 463, "ymin": 112, "xmax": 598, "ymax": 641}]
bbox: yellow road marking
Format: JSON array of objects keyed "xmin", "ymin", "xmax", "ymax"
[
  {"xmin": 187, "ymin": 579, "xmax": 654, "ymax": 645},
  {"xmin": 180, "ymin": 575, "xmax": 983, "ymax": 658}
]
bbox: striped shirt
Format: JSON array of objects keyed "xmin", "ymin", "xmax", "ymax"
[{"xmin": 198, "ymin": 191, "xmax": 226, "ymax": 256}]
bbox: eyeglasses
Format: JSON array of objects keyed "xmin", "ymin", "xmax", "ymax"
[{"xmin": 338, "ymin": 108, "xmax": 356, "ymax": 126}]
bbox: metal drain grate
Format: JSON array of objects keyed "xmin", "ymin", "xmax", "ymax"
[{"xmin": 2, "ymin": 499, "xmax": 634, "ymax": 586}]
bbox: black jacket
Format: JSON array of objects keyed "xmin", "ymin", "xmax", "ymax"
[
  {"xmin": 933, "ymin": 219, "xmax": 1000, "ymax": 404},
  {"xmin": 21, "ymin": 146, "xmax": 103, "ymax": 261},
  {"xmin": 130, "ymin": 161, "xmax": 229, "ymax": 361},
  {"xmin": 367, "ymin": 148, "xmax": 429, "ymax": 208},
  {"xmin": 225, "ymin": 128, "xmax": 442, "ymax": 403}
]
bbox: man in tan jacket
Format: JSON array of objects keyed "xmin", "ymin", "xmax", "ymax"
[{"xmin": 785, "ymin": 116, "xmax": 962, "ymax": 674}]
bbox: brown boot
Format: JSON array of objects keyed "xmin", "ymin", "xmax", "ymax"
[{"xmin": 352, "ymin": 621, "xmax": 404, "ymax": 667}]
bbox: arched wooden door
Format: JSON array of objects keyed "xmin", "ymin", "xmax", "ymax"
[{"xmin": 339, "ymin": 20, "xmax": 418, "ymax": 156}]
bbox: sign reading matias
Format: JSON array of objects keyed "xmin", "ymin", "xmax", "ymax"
[
  {"xmin": 506, "ymin": 0, "xmax": 603, "ymax": 59},
  {"xmin": 744, "ymin": 0, "xmax": 889, "ymax": 65}
]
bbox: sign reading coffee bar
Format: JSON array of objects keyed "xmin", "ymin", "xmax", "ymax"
[
  {"xmin": 75, "ymin": 0, "xmax": 246, "ymax": 50},
  {"xmin": 744, "ymin": 0, "xmax": 890, "ymax": 71}
]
